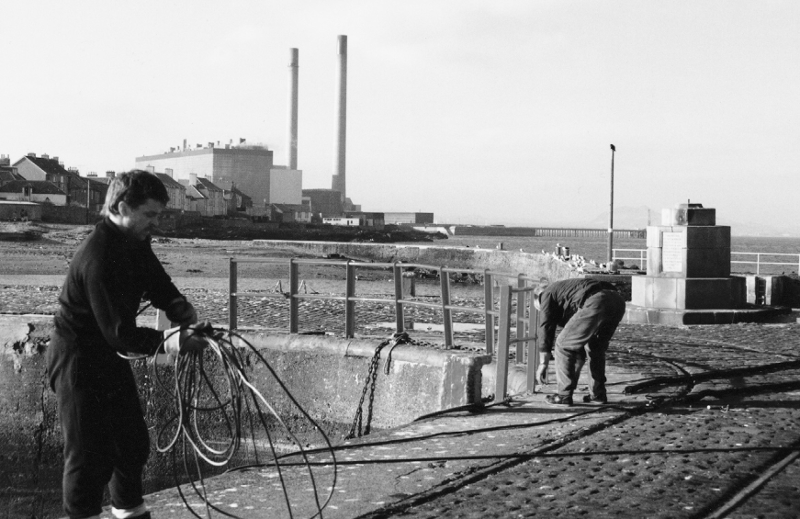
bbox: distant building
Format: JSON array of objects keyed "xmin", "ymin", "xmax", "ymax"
[
  {"xmin": 384, "ymin": 212, "xmax": 435, "ymax": 225},
  {"xmin": 13, "ymin": 153, "xmax": 101, "ymax": 208},
  {"xmin": 345, "ymin": 211, "xmax": 385, "ymax": 229},
  {"xmin": 179, "ymin": 173, "xmax": 226, "ymax": 216},
  {"xmin": 271, "ymin": 203, "xmax": 313, "ymax": 223},
  {"xmin": 153, "ymin": 170, "xmax": 186, "ymax": 212},
  {"xmin": 225, "ymin": 185, "xmax": 253, "ymax": 215},
  {"xmin": 0, "ymin": 180, "xmax": 67, "ymax": 205},
  {"xmin": 135, "ymin": 144, "xmax": 302, "ymax": 214},
  {"xmin": 0, "ymin": 155, "xmax": 24, "ymax": 185},
  {"xmin": 323, "ymin": 216, "xmax": 364, "ymax": 227},
  {"xmin": 302, "ymin": 188, "xmax": 343, "ymax": 218}
]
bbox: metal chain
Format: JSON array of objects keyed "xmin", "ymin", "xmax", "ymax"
[{"xmin": 345, "ymin": 332, "xmax": 409, "ymax": 439}]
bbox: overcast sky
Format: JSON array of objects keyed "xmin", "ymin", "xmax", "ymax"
[{"xmin": 2, "ymin": 1, "xmax": 798, "ymax": 231}]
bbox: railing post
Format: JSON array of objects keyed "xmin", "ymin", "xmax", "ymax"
[
  {"xmin": 494, "ymin": 284, "xmax": 513, "ymax": 404},
  {"xmin": 289, "ymin": 259, "xmax": 299, "ymax": 333},
  {"xmin": 440, "ymin": 266, "xmax": 454, "ymax": 348},
  {"xmin": 345, "ymin": 261, "xmax": 356, "ymax": 338},
  {"xmin": 515, "ymin": 274, "xmax": 527, "ymax": 364},
  {"xmin": 526, "ymin": 304, "xmax": 540, "ymax": 393},
  {"xmin": 228, "ymin": 258, "xmax": 237, "ymax": 331},
  {"xmin": 757, "ymin": 253, "xmax": 761, "ymax": 275},
  {"xmin": 393, "ymin": 262, "xmax": 405, "ymax": 332},
  {"xmin": 484, "ymin": 270, "xmax": 494, "ymax": 355}
]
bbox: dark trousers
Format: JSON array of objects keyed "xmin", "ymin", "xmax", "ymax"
[
  {"xmin": 55, "ymin": 373, "xmax": 150, "ymax": 519},
  {"xmin": 554, "ymin": 290, "xmax": 626, "ymax": 398}
]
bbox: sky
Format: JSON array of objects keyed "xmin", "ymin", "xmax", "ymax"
[{"xmin": 2, "ymin": 0, "xmax": 799, "ymax": 233}]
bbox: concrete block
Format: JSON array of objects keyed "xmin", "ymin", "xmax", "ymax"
[
  {"xmin": 662, "ymin": 206, "xmax": 716, "ymax": 226},
  {"xmin": 646, "ymin": 225, "xmax": 730, "ymax": 250},
  {"xmin": 745, "ymin": 275, "xmax": 765, "ymax": 305},
  {"xmin": 631, "ymin": 275, "xmax": 649, "ymax": 307},
  {"xmin": 678, "ymin": 278, "xmax": 732, "ymax": 309},
  {"xmin": 646, "ymin": 247, "xmax": 662, "ymax": 276},
  {"xmin": 651, "ymin": 277, "xmax": 678, "ymax": 308},
  {"xmin": 763, "ymin": 275, "xmax": 787, "ymax": 306},
  {"xmin": 730, "ymin": 276, "xmax": 747, "ymax": 308},
  {"xmin": 684, "ymin": 247, "xmax": 731, "ymax": 278}
]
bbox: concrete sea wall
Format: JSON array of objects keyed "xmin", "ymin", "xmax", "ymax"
[
  {"xmin": 250, "ymin": 240, "xmax": 580, "ymax": 282},
  {"xmin": 0, "ymin": 314, "xmax": 490, "ymax": 517}
]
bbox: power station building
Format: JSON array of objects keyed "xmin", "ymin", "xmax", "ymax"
[{"xmin": 134, "ymin": 145, "xmax": 301, "ymax": 214}]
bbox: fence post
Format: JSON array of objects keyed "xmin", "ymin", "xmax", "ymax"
[
  {"xmin": 484, "ymin": 269, "xmax": 494, "ymax": 355},
  {"xmin": 228, "ymin": 258, "xmax": 237, "ymax": 331},
  {"xmin": 440, "ymin": 267, "xmax": 454, "ymax": 348},
  {"xmin": 515, "ymin": 274, "xmax": 527, "ymax": 364},
  {"xmin": 494, "ymin": 284, "xmax": 513, "ymax": 404},
  {"xmin": 345, "ymin": 261, "xmax": 356, "ymax": 338},
  {"xmin": 526, "ymin": 304, "xmax": 540, "ymax": 393},
  {"xmin": 393, "ymin": 262, "xmax": 405, "ymax": 332},
  {"xmin": 289, "ymin": 259, "xmax": 299, "ymax": 333}
]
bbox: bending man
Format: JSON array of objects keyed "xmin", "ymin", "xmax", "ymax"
[
  {"xmin": 47, "ymin": 170, "xmax": 205, "ymax": 519},
  {"xmin": 534, "ymin": 278, "xmax": 626, "ymax": 406}
]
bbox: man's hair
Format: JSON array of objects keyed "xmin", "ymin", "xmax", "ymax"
[{"xmin": 101, "ymin": 170, "xmax": 169, "ymax": 216}]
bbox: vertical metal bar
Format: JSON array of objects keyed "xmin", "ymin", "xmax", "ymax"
[
  {"xmin": 527, "ymin": 304, "xmax": 540, "ymax": 393},
  {"xmin": 484, "ymin": 270, "xmax": 494, "ymax": 355},
  {"xmin": 393, "ymin": 262, "xmax": 404, "ymax": 332},
  {"xmin": 494, "ymin": 285, "xmax": 512, "ymax": 404},
  {"xmin": 345, "ymin": 261, "xmax": 356, "ymax": 338},
  {"xmin": 289, "ymin": 259, "xmax": 299, "ymax": 333},
  {"xmin": 515, "ymin": 274, "xmax": 526, "ymax": 364},
  {"xmin": 228, "ymin": 258, "xmax": 237, "ymax": 331},
  {"xmin": 440, "ymin": 267, "xmax": 453, "ymax": 348}
]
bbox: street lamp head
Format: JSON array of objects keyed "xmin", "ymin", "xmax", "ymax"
[{"xmin": 610, "ymin": 144, "xmax": 616, "ymax": 151}]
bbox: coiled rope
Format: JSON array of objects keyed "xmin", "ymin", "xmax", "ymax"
[{"xmin": 145, "ymin": 326, "xmax": 338, "ymax": 519}]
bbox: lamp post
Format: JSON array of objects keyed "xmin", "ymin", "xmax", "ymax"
[{"xmin": 607, "ymin": 144, "xmax": 616, "ymax": 263}]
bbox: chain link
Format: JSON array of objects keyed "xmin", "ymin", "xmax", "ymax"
[{"xmin": 345, "ymin": 332, "xmax": 409, "ymax": 439}]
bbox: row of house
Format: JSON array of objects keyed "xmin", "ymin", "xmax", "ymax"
[{"xmin": 0, "ymin": 153, "xmax": 317, "ymax": 223}]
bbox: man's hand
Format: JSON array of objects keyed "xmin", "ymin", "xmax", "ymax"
[
  {"xmin": 163, "ymin": 323, "xmax": 211, "ymax": 355},
  {"xmin": 166, "ymin": 298, "xmax": 198, "ymax": 327},
  {"xmin": 536, "ymin": 352, "xmax": 551, "ymax": 384}
]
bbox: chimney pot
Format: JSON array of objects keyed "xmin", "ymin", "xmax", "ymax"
[
  {"xmin": 42, "ymin": 153, "xmax": 50, "ymax": 159},
  {"xmin": 165, "ymin": 168, "xmax": 173, "ymax": 178},
  {"xmin": 28, "ymin": 152, "xmax": 36, "ymax": 157},
  {"xmin": 106, "ymin": 171, "xmax": 115, "ymax": 178}
]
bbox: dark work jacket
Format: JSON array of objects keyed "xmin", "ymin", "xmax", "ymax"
[
  {"xmin": 47, "ymin": 218, "xmax": 182, "ymax": 393},
  {"xmin": 537, "ymin": 278, "xmax": 617, "ymax": 354}
]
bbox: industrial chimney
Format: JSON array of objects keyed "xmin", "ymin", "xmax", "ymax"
[
  {"xmin": 288, "ymin": 48, "xmax": 299, "ymax": 170},
  {"xmin": 331, "ymin": 35, "xmax": 347, "ymax": 201}
]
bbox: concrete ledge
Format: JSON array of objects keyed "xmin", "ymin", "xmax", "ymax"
[
  {"xmin": 235, "ymin": 332, "xmax": 492, "ymax": 429},
  {"xmin": 623, "ymin": 303, "xmax": 792, "ymax": 326}
]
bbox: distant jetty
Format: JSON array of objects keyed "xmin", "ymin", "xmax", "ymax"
[{"xmin": 449, "ymin": 225, "xmax": 645, "ymax": 239}]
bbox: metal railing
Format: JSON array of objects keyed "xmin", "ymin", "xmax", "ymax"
[
  {"xmin": 612, "ymin": 248, "xmax": 646, "ymax": 267},
  {"xmin": 613, "ymin": 249, "xmax": 800, "ymax": 275},
  {"xmin": 228, "ymin": 257, "xmax": 542, "ymax": 355},
  {"xmin": 730, "ymin": 252, "xmax": 800, "ymax": 275},
  {"xmin": 493, "ymin": 283, "xmax": 542, "ymax": 403}
]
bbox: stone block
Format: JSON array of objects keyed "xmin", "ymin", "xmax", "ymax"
[
  {"xmin": 677, "ymin": 278, "xmax": 733, "ymax": 309},
  {"xmin": 647, "ymin": 246, "xmax": 730, "ymax": 278},
  {"xmin": 662, "ymin": 206, "xmax": 716, "ymax": 226},
  {"xmin": 745, "ymin": 275, "xmax": 765, "ymax": 305},
  {"xmin": 631, "ymin": 276, "xmax": 648, "ymax": 307},
  {"xmin": 651, "ymin": 277, "xmax": 678, "ymax": 308},
  {"xmin": 730, "ymin": 276, "xmax": 746, "ymax": 308},
  {"xmin": 646, "ymin": 225, "xmax": 731, "ymax": 249}
]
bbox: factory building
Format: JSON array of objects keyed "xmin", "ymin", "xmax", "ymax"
[
  {"xmin": 383, "ymin": 212, "xmax": 435, "ymax": 225},
  {"xmin": 134, "ymin": 144, "xmax": 302, "ymax": 214}
]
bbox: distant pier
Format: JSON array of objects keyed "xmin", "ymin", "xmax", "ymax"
[{"xmin": 451, "ymin": 226, "xmax": 645, "ymax": 239}]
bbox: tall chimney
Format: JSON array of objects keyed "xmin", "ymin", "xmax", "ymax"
[
  {"xmin": 288, "ymin": 48, "xmax": 299, "ymax": 170},
  {"xmin": 331, "ymin": 35, "xmax": 347, "ymax": 201}
]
